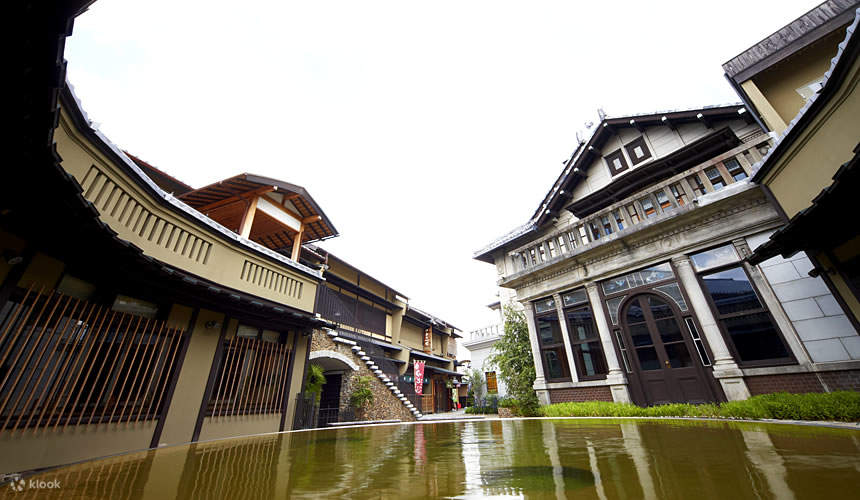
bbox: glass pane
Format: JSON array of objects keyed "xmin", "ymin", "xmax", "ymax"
[
  {"xmin": 626, "ymin": 302, "xmax": 645, "ymax": 324},
  {"xmin": 724, "ymin": 312, "xmax": 789, "ymax": 362},
  {"xmin": 642, "ymin": 262, "xmax": 673, "ymax": 283},
  {"xmin": 614, "ymin": 210, "xmax": 625, "ymax": 230},
  {"xmin": 566, "ymin": 307, "xmax": 596, "ymax": 341},
  {"xmin": 654, "ymin": 282, "xmax": 688, "ymax": 311},
  {"xmin": 576, "ymin": 341, "xmax": 608, "ymax": 377},
  {"xmin": 606, "ymin": 295, "xmax": 626, "ymax": 325},
  {"xmin": 725, "ymin": 158, "xmax": 747, "ymax": 181},
  {"xmin": 690, "ymin": 244, "xmax": 739, "ymax": 271},
  {"xmin": 654, "ymin": 318, "xmax": 683, "ymax": 343},
  {"xmin": 534, "ymin": 297, "xmax": 556, "ymax": 314},
  {"xmin": 636, "ymin": 347, "xmax": 661, "ymax": 371},
  {"xmin": 629, "ymin": 323, "xmax": 653, "ymax": 347},
  {"xmin": 701, "ymin": 266, "xmax": 762, "ymax": 314},
  {"xmin": 537, "ymin": 314, "xmax": 563, "ymax": 345},
  {"xmin": 602, "ymin": 276, "xmax": 630, "ymax": 295},
  {"xmin": 562, "ymin": 289, "xmax": 588, "ymax": 307},
  {"xmin": 705, "ymin": 167, "xmax": 726, "ymax": 190},
  {"xmin": 648, "ymin": 296, "xmax": 673, "ymax": 319},
  {"xmin": 665, "ymin": 343, "xmax": 693, "ymax": 368},
  {"xmin": 542, "ymin": 347, "xmax": 570, "ymax": 379}
]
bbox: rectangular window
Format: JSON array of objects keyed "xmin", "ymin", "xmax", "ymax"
[
  {"xmin": 654, "ymin": 189, "xmax": 672, "ymax": 211},
  {"xmin": 640, "ymin": 197, "xmax": 657, "ymax": 218},
  {"xmin": 626, "ymin": 204, "xmax": 640, "ymax": 224},
  {"xmin": 704, "ymin": 166, "xmax": 726, "ymax": 190},
  {"xmin": 520, "ymin": 252, "xmax": 528, "ymax": 270},
  {"xmin": 601, "ymin": 215, "xmax": 613, "ymax": 235},
  {"xmin": 566, "ymin": 230, "xmax": 579, "ymax": 249},
  {"xmin": 688, "ymin": 174, "xmax": 707, "ymax": 196},
  {"xmin": 724, "ymin": 158, "xmax": 747, "ymax": 181},
  {"xmin": 578, "ymin": 225, "xmax": 590, "ymax": 244},
  {"xmin": 557, "ymin": 235, "xmax": 568, "ymax": 254},
  {"xmin": 669, "ymin": 183, "xmax": 687, "ymax": 206},
  {"xmin": 565, "ymin": 305, "xmax": 608, "ymax": 378},
  {"xmin": 698, "ymin": 264, "xmax": 793, "ymax": 365},
  {"xmin": 589, "ymin": 221, "xmax": 602, "ymax": 240},
  {"xmin": 537, "ymin": 245, "xmax": 546, "ymax": 263},
  {"xmin": 529, "ymin": 248, "xmax": 537, "ymax": 265},
  {"xmin": 485, "ymin": 371, "xmax": 498, "ymax": 393},
  {"xmin": 548, "ymin": 239, "xmax": 558, "ymax": 259},
  {"xmin": 613, "ymin": 209, "xmax": 625, "ymax": 231},
  {"xmin": 536, "ymin": 312, "xmax": 571, "ymax": 381}
]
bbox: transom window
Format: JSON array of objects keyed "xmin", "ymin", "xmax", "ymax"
[{"xmin": 602, "ymin": 262, "xmax": 675, "ymax": 295}]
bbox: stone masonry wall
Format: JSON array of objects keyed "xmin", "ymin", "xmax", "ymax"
[
  {"xmin": 548, "ymin": 386, "xmax": 613, "ymax": 403},
  {"xmin": 310, "ymin": 332, "xmax": 415, "ymax": 422}
]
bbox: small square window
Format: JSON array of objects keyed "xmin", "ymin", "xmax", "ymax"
[
  {"xmin": 626, "ymin": 204, "xmax": 640, "ymax": 224},
  {"xmin": 601, "ymin": 215, "xmax": 613, "ymax": 235},
  {"xmin": 669, "ymin": 183, "xmax": 687, "ymax": 206},
  {"xmin": 557, "ymin": 235, "xmax": 568, "ymax": 254},
  {"xmin": 566, "ymin": 230, "xmax": 578, "ymax": 249},
  {"xmin": 655, "ymin": 190, "xmax": 672, "ymax": 211},
  {"xmin": 624, "ymin": 137, "xmax": 652, "ymax": 166},
  {"xmin": 640, "ymin": 197, "xmax": 657, "ymax": 218},
  {"xmin": 578, "ymin": 225, "xmax": 590, "ymax": 244},
  {"xmin": 688, "ymin": 174, "xmax": 707, "ymax": 196},
  {"xmin": 605, "ymin": 149, "xmax": 629, "ymax": 176}
]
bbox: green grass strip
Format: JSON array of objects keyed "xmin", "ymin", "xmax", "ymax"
[{"xmin": 540, "ymin": 391, "xmax": 860, "ymax": 422}]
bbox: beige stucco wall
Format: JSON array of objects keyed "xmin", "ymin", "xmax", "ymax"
[
  {"xmin": 761, "ymin": 55, "xmax": 859, "ymax": 218},
  {"xmin": 750, "ymin": 29, "xmax": 846, "ymax": 128},
  {"xmin": 399, "ymin": 322, "xmax": 424, "ymax": 350},
  {"xmin": 54, "ymin": 107, "xmax": 318, "ymax": 314},
  {"xmin": 282, "ymin": 332, "xmax": 309, "ymax": 430},
  {"xmin": 0, "ymin": 421, "xmax": 157, "ymax": 475},
  {"xmin": 197, "ymin": 414, "xmax": 281, "ymax": 442}
]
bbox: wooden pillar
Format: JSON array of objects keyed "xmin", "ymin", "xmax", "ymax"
[
  {"xmin": 239, "ymin": 197, "xmax": 258, "ymax": 239},
  {"xmin": 290, "ymin": 223, "xmax": 304, "ymax": 261}
]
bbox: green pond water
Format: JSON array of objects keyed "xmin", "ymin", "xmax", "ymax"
[{"xmin": 4, "ymin": 419, "xmax": 860, "ymax": 499}]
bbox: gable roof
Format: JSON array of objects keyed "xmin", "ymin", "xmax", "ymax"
[{"xmin": 473, "ymin": 104, "xmax": 747, "ymax": 263}]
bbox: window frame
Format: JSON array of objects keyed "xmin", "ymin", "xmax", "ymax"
[
  {"xmin": 624, "ymin": 136, "xmax": 652, "ymax": 166},
  {"xmin": 605, "ymin": 149, "xmax": 629, "ymax": 176},
  {"xmin": 694, "ymin": 258, "xmax": 795, "ymax": 368},
  {"xmin": 563, "ymin": 301, "xmax": 608, "ymax": 380},
  {"xmin": 533, "ymin": 300, "xmax": 572, "ymax": 382}
]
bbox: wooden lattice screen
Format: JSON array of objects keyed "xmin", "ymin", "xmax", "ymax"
[
  {"xmin": 0, "ymin": 285, "xmax": 184, "ymax": 432},
  {"xmin": 206, "ymin": 336, "xmax": 291, "ymax": 417}
]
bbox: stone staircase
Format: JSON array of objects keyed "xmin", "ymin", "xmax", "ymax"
[{"xmin": 326, "ymin": 330, "xmax": 423, "ymax": 419}]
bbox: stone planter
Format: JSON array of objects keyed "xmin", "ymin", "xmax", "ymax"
[{"xmin": 498, "ymin": 407, "xmax": 515, "ymax": 418}]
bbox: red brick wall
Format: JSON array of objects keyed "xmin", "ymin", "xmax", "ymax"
[
  {"xmin": 818, "ymin": 370, "xmax": 860, "ymax": 391},
  {"xmin": 548, "ymin": 386, "xmax": 613, "ymax": 403},
  {"xmin": 745, "ymin": 370, "xmax": 860, "ymax": 395}
]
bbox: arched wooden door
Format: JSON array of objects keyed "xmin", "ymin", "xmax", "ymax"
[{"xmin": 622, "ymin": 294, "xmax": 717, "ymax": 405}]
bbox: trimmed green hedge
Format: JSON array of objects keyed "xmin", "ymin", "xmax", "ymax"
[
  {"xmin": 541, "ymin": 391, "xmax": 860, "ymax": 422},
  {"xmin": 465, "ymin": 405, "xmax": 497, "ymax": 415}
]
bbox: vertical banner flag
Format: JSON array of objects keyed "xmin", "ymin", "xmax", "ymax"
[{"xmin": 414, "ymin": 360, "xmax": 425, "ymax": 395}]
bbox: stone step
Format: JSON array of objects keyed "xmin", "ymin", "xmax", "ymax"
[
  {"xmin": 360, "ymin": 356, "xmax": 370, "ymax": 361},
  {"xmin": 374, "ymin": 369, "xmax": 383, "ymax": 375},
  {"xmin": 357, "ymin": 351, "xmax": 366, "ymax": 357}
]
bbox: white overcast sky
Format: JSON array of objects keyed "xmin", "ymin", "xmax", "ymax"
[{"xmin": 65, "ymin": 0, "xmax": 819, "ymax": 356}]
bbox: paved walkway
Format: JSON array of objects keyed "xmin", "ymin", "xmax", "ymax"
[{"xmin": 417, "ymin": 408, "xmax": 498, "ymax": 421}]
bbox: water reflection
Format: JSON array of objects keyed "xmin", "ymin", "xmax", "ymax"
[{"xmin": 3, "ymin": 420, "xmax": 859, "ymax": 499}]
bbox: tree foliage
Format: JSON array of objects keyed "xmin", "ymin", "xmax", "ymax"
[
  {"xmin": 468, "ymin": 368, "xmax": 485, "ymax": 404},
  {"xmin": 488, "ymin": 306, "xmax": 539, "ymax": 415},
  {"xmin": 304, "ymin": 364, "xmax": 327, "ymax": 402}
]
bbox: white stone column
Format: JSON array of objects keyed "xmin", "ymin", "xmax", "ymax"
[
  {"xmin": 552, "ymin": 293, "xmax": 579, "ymax": 383},
  {"xmin": 671, "ymin": 255, "xmax": 751, "ymax": 401},
  {"xmin": 522, "ymin": 302, "xmax": 550, "ymax": 405},
  {"xmin": 585, "ymin": 283, "xmax": 632, "ymax": 403}
]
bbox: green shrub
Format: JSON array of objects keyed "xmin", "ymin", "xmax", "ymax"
[
  {"xmin": 465, "ymin": 405, "xmax": 498, "ymax": 415},
  {"xmin": 539, "ymin": 391, "xmax": 860, "ymax": 422},
  {"xmin": 498, "ymin": 398, "xmax": 518, "ymax": 408},
  {"xmin": 349, "ymin": 376, "xmax": 374, "ymax": 409}
]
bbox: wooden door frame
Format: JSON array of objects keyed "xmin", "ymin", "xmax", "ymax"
[{"xmin": 619, "ymin": 292, "xmax": 718, "ymax": 405}]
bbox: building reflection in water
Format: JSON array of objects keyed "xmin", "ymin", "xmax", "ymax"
[{"xmin": 7, "ymin": 420, "xmax": 860, "ymax": 499}]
